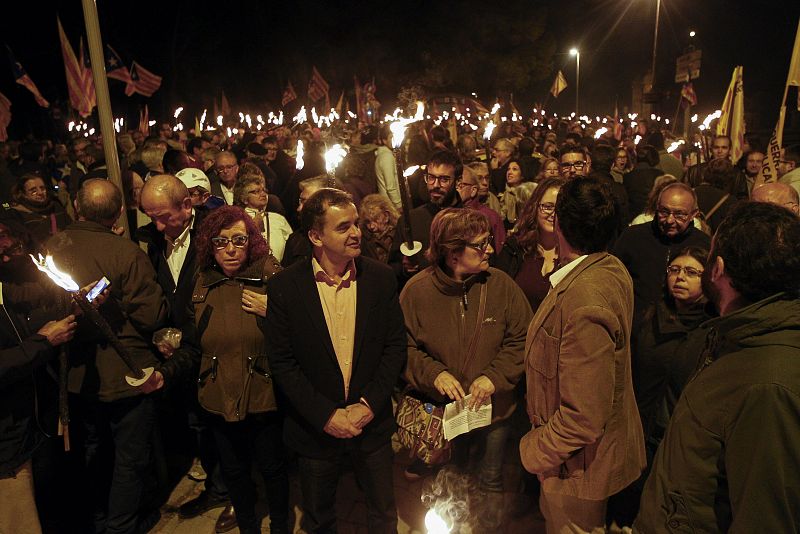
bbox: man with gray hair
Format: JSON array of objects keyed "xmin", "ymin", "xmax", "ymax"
[
  {"xmin": 48, "ymin": 179, "xmax": 172, "ymax": 533},
  {"xmin": 751, "ymin": 181, "xmax": 799, "ymax": 215},
  {"xmin": 612, "ymin": 182, "xmax": 711, "ymax": 329}
]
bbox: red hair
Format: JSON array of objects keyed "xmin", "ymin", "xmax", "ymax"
[{"xmin": 195, "ymin": 205, "xmax": 269, "ymax": 270}]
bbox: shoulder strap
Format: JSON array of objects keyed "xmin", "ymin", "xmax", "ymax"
[
  {"xmin": 460, "ymin": 282, "xmax": 488, "ymax": 374},
  {"xmin": 704, "ymin": 193, "xmax": 730, "ymax": 220}
]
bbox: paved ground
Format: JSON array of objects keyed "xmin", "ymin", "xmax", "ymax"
[{"xmin": 149, "ymin": 436, "xmax": 547, "ymax": 534}]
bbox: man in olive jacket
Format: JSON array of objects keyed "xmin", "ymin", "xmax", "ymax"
[
  {"xmin": 521, "ymin": 177, "xmax": 646, "ymax": 532},
  {"xmin": 635, "ymin": 202, "xmax": 800, "ymax": 533},
  {"xmin": 48, "ymin": 179, "xmax": 170, "ymax": 534}
]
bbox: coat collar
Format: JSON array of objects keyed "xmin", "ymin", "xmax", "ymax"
[{"xmin": 200, "ymin": 256, "xmax": 265, "ymax": 287}]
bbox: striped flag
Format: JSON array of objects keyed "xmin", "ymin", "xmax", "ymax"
[
  {"xmin": 308, "ymin": 66, "xmax": 329, "ymax": 103},
  {"xmin": 550, "ymin": 70, "xmax": 568, "ymax": 98},
  {"xmin": 105, "ymin": 45, "xmax": 132, "ymax": 83},
  {"xmin": 716, "ymin": 65, "xmax": 745, "ymax": 163},
  {"xmin": 6, "ymin": 46, "xmax": 49, "ymax": 108},
  {"xmin": 138, "ymin": 104, "xmax": 149, "ymax": 136},
  {"xmin": 79, "ymin": 38, "xmax": 97, "ymax": 114},
  {"xmin": 281, "ymin": 81, "xmax": 297, "ymax": 106},
  {"xmin": 0, "ymin": 92, "xmax": 11, "ymax": 142},
  {"xmin": 680, "ymin": 82, "xmax": 697, "ymax": 106},
  {"xmin": 124, "ymin": 61, "xmax": 162, "ymax": 97},
  {"xmin": 57, "ymin": 17, "xmax": 92, "ymax": 117}
]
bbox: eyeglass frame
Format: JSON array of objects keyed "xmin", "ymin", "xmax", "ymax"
[
  {"xmin": 666, "ymin": 265, "xmax": 704, "ymax": 278},
  {"xmin": 216, "ymin": 163, "xmax": 238, "ymax": 173},
  {"xmin": 656, "ymin": 207, "xmax": 695, "ymax": 223},
  {"xmin": 424, "ymin": 173, "xmax": 455, "ymax": 186},
  {"xmin": 559, "ymin": 160, "xmax": 587, "ymax": 170},
  {"xmin": 211, "ymin": 234, "xmax": 249, "ymax": 250},
  {"xmin": 538, "ymin": 202, "xmax": 556, "ymax": 215},
  {"xmin": 463, "ymin": 235, "xmax": 494, "ymax": 254}
]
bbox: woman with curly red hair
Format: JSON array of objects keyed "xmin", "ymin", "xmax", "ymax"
[{"xmin": 193, "ymin": 205, "xmax": 289, "ymax": 534}]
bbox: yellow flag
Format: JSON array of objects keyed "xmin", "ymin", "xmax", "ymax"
[
  {"xmin": 195, "ymin": 116, "xmax": 201, "ymax": 135},
  {"xmin": 550, "ymin": 71, "xmax": 568, "ymax": 98},
  {"xmin": 716, "ymin": 66, "xmax": 745, "ymax": 163},
  {"xmin": 787, "ymin": 19, "xmax": 800, "ymax": 87},
  {"xmin": 758, "ymin": 106, "xmax": 786, "ymax": 186},
  {"xmin": 335, "ymin": 91, "xmax": 344, "ymax": 115}
]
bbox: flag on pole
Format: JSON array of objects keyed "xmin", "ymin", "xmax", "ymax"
[
  {"xmin": 0, "ymin": 92, "xmax": 11, "ymax": 142},
  {"xmin": 6, "ymin": 46, "xmax": 49, "ymax": 108},
  {"xmin": 124, "ymin": 61, "xmax": 162, "ymax": 97},
  {"xmin": 680, "ymin": 82, "xmax": 697, "ymax": 106},
  {"xmin": 758, "ymin": 106, "xmax": 786, "ymax": 186},
  {"xmin": 308, "ymin": 66, "xmax": 329, "ymax": 103},
  {"xmin": 716, "ymin": 65, "xmax": 745, "ymax": 163},
  {"xmin": 105, "ymin": 45, "xmax": 132, "ymax": 83},
  {"xmin": 550, "ymin": 70, "xmax": 568, "ymax": 98},
  {"xmin": 467, "ymin": 97, "xmax": 489, "ymax": 115},
  {"xmin": 78, "ymin": 38, "xmax": 97, "ymax": 114},
  {"xmin": 138, "ymin": 104, "xmax": 149, "ymax": 136},
  {"xmin": 220, "ymin": 91, "xmax": 231, "ymax": 116},
  {"xmin": 281, "ymin": 81, "xmax": 297, "ymax": 106},
  {"xmin": 334, "ymin": 91, "xmax": 344, "ymax": 114},
  {"xmin": 354, "ymin": 75, "xmax": 363, "ymax": 121},
  {"xmin": 57, "ymin": 17, "xmax": 92, "ymax": 117},
  {"xmin": 786, "ymin": 18, "xmax": 800, "ymax": 110}
]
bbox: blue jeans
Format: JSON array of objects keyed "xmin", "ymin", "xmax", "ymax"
[
  {"xmin": 210, "ymin": 412, "xmax": 289, "ymax": 534},
  {"xmin": 452, "ymin": 419, "xmax": 511, "ymax": 492},
  {"xmin": 297, "ymin": 441, "xmax": 397, "ymax": 534},
  {"xmin": 79, "ymin": 394, "xmax": 156, "ymax": 534}
]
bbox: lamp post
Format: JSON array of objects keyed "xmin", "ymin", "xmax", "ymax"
[
  {"xmin": 650, "ymin": 0, "xmax": 662, "ymax": 89},
  {"xmin": 569, "ymin": 48, "xmax": 580, "ymax": 115}
]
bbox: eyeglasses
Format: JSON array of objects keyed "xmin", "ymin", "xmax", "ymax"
[
  {"xmin": 216, "ymin": 164, "xmax": 238, "ymax": 172},
  {"xmin": 666, "ymin": 265, "xmax": 703, "ymax": 278},
  {"xmin": 464, "ymin": 235, "xmax": 494, "ymax": 254},
  {"xmin": 456, "ymin": 181, "xmax": 477, "ymax": 190},
  {"xmin": 211, "ymin": 235, "xmax": 249, "ymax": 249},
  {"xmin": 246, "ymin": 187, "xmax": 266, "ymax": 195},
  {"xmin": 559, "ymin": 161, "xmax": 586, "ymax": 170},
  {"xmin": 538, "ymin": 202, "xmax": 556, "ymax": 215},
  {"xmin": 656, "ymin": 208, "xmax": 692, "ymax": 223},
  {"xmin": 424, "ymin": 173, "xmax": 454, "ymax": 186}
]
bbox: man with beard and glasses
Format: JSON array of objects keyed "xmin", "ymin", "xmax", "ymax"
[
  {"xmin": 612, "ymin": 182, "xmax": 710, "ymax": 331},
  {"xmin": 10, "ymin": 175, "xmax": 72, "ymax": 248},
  {"xmin": 388, "ymin": 150, "xmax": 463, "ymax": 287},
  {"xmin": 635, "ymin": 201, "xmax": 800, "ymax": 533}
]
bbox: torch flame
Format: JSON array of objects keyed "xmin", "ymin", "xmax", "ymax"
[
  {"xmin": 389, "ymin": 102, "xmax": 425, "ymax": 149},
  {"xmin": 296, "ymin": 139, "xmax": 305, "ymax": 171},
  {"xmin": 30, "ymin": 254, "xmax": 80, "ymax": 292},
  {"xmin": 174, "ymin": 107, "xmax": 183, "ymax": 119},
  {"xmin": 324, "ymin": 144, "xmax": 347, "ymax": 175},
  {"xmin": 483, "ymin": 122, "xmax": 495, "ymax": 141},
  {"xmin": 403, "ymin": 165, "xmax": 420, "ymax": 177},
  {"xmin": 294, "ymin": 106, "xmax": 307, "ymax": 125},
  {"xmin": 424, "ymin": 509, "xmax": 451, "ymax": 534}
]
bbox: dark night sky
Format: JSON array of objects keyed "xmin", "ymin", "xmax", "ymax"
[{"xmin": 2, "ymin": 0, "xmax": 799, "ymax": 139}]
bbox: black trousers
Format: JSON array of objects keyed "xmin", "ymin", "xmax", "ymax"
[{"xmin": 209, "ymin": 411, "xmax": 289, "ymax": 534}]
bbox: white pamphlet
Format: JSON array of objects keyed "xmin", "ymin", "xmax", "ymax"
[{"xmin": 443, "ymin": 394, "xmax": 492, "ymax": 441}]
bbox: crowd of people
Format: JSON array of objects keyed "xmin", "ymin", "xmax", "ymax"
[{"xmin": 0, "ymin": 112, "xmax": 798, "ymax": 534}]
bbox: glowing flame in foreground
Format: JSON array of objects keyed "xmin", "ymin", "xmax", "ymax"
[
  {"xmin": 425, "ymin": 509, "xmax": 451, "ymax": 534},
  {"xmin": 404, "ymin": 165, "xmax": 420, "ymax": 177},
  {"xmin": 30, "ymin": 254, "xmax": 79, "ymax": 292},
  {"xmin": 483, "ymin": 122, "xmax": 496, "ymax": 141},
  {"xmin": 325, "ymin": 144, "xmax": 347, "ymax": 175}
]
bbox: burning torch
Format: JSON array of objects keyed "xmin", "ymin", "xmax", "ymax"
[{"xmin": 390, "ymin": 102, "xmax": 425, "ymax": 257}]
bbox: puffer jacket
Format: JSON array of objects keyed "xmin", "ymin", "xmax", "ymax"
[
  {"xmin": 635, "ymin": 294, "xmax": 800, "ymax": 533},
  {"xmin": 195, "ymin": 256, "xmax": 277, "ymax": 422}
]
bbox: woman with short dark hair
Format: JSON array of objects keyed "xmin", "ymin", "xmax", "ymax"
[{"xmin": 399, "ymin": 208, "xmax": 532, "ymax": 528}]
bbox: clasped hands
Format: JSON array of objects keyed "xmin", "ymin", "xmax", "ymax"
[{"xmin": 323, "ymin": 402, "xmax": 374, "ymax": 439}]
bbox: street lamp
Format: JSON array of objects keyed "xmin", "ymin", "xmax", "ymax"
[
  {"xmin": 570, "ymin": 47, "xmax": 580, "ymax": 115},
  {"xmin": 650, "ymin": 0, "xmax": 662, "ymax": 89}
]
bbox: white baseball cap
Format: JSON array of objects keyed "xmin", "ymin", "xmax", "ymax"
[{"xmin": 175, "ymin": 168, "xmax": 211, "ymax": 192}]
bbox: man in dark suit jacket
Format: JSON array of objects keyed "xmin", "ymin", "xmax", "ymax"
[
  {"xmin": 265, "ymin": 188, "xmax": 406, "ymax": 533},
  {"xmin": 137, "ymin": 174, "xmax": 235, "ymax": 531}
]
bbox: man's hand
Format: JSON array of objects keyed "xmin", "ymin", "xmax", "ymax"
[
  {"xmin": 401, "ymin": 255, "xmax": 420, "ymax": 275},
  {"xmin": 468, "ymin": 375, "xmax": 495, "ymax": 410},
  {"xmin": 345, "ymin": 402, "xmax": 374, "ymax": 429},
  {"xmin": 38, "ymin": 315, "xmax": 77, "ymax": 346},
  {"xmin": 242, "ymin": 289, "xmax": 267, "ymax": 317},
  {"xmin": 139, "ymin": 370, "xmax": 164, "ymax": 394},
  {"xmin": 434, "ymin": 371, "xmax": 466, "ymax": 401},
  {"xmin": 323, "ymin": 408, "xmax": 362, "ymax": 439}
]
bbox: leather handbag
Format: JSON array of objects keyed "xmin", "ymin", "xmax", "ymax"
[{"xmin": 395, "ymin": 283, "xmax": 488, "ymax": 465}]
